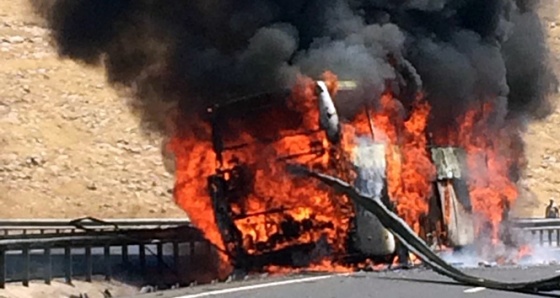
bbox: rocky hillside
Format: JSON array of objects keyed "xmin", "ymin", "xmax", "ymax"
[
  {"xmin": 515, "ymin": 2, "xmax": 560, "ymax": 217},
  {"xmin": 0, "ymin": 0, "xmax": 185, "ymax": 219}
]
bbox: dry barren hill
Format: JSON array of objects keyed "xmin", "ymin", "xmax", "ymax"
[
  {"xmin": 0, "ymin": 0, "xmax": 558, "ymax": 219},
  {"xmin": 0, "ymin": 0, "xmax": 185, "ymax": 219},
  {"xmin": 512, "ymin": 1, "xmax": 560, "ymax": 217}
]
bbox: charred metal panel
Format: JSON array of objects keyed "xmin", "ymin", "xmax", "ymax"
[
  {"xmin": 353, "ymin": 142, "xmax": 386, "ymax": 171},
  {"xmin": 207, "ymin": 175, "xmax": 246, "ymax": 267},
  {"xmin": 431, "ymin": 147, "xmax": 462, "ymax": 180},
  {"xmin": 430, "ymin": 147, "xmax": 474, "ymax": 247},
  {"xmin": 436, "ymin": 181, "xmax": 475, "ymax": 247},
  {"xmin": 352, "ymin": 141, "xmax": 396, "ymax": 256}
]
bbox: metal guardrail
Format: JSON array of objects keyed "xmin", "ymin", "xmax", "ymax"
[
  {"xmin": 0, "ymin": 217, "xmax": 193, "ymax": 235},
  {"xmin": 510, "ymin": 218, "xmax": 560, "ymax": 229},
  {"xmin": 0, "ymin": 218, "xmax": 212, "ymax": 289},
  {"xmin": 510, "ymin": 218, "xmax": 560, "ymax": 248},
  {"xmin": 1, "ymin": 217, "xmax": 558, "ymax": 289}
]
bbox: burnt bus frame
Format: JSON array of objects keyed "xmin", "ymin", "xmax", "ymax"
[
  {"xmin": 203, "ymin": 89, "xmax": 498, "ymax": 272},
  {"xmin": 206, "ymin": 91, "xmax": 354, "ymax": 273}
]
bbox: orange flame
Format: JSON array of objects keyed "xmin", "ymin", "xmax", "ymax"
[
  {"xmin": 392, "ymin": 99, "xmax": 435, "ymax": 234},
  {"xmin": 169, "ymin": 70, "xmax": 523, "ymax": 276},
  {"xmin": 437, "ymin": 102, "xmax": 518, "ymax": 241},
  {"xmin": 170, "ymin": 72, "xmax": 355, "ymax": 275},
  {"xmin": 341, "ymin": 92, "xmax": 435, "ymax": 234},
  {"xmin": 168, "ymin": 121, "xmax": 233, "ymax": 275}
]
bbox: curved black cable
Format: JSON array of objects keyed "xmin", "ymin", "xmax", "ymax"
[{"xmin": 290, "ymin": 166, "xmax": 560, "ymax": 294}]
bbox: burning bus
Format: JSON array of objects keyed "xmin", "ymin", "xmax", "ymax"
[
  {"xmin": 197, "ymin": 76, "xmax": 481, "ymax": 273},
  {"xmin": 29, "ymin": 0, "xmax": 552, "ymax": 284}
]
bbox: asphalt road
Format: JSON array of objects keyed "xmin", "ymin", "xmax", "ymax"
[{"xmin": 127, "ymin": 265, "xmax": 560, "ymax": 298}]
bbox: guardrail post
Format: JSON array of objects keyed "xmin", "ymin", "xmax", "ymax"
[
  {"xmin": 157, "ymin": 243, "xmax": 164, "ymax": 274},
  {"xmin": 540, "ymin": 230, "xmax": 544, "ymax": 246},
  {"xmin": 23, "ymin": 245, "xmax": 30, "ymax": 287},
  {"xmin": 64, "ymin": 247, "xmax": 72, "ymax": 284},
  {"xmin": 104, "ymin": 245, "xmax": 111, "ymax": 281},
  {"xmin": 189, "ymin": 241, "xmax": 196, "ymax": 269},
  {"xmin": 173, "ymin": 242, "xmax": 180, "ymax": 281},
  {"xmin": 139, "ymin": 244, "xmax": 146, "ymax": 273},
  {"xmin": 0, "ymin": 248, "xmax": 5, "ymax": 289},
  {"xmin": 44, "ymin": 247, "xmax": 51, "ymax": 285},
  {"xmin": 85, "ymin": 246, "xmax": 92, "ymax": 282},
  {"xmin": 122, "ymin": 245, "xmax": 128, "ymax": 265}
]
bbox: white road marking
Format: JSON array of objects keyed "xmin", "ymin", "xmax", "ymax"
[
  {"xmin": 174, "ymin": 274, "xmax": 346, "ymax": 298},
  {"xmin": 464, "ymin": 287, "xmax": 487, "ymax": 294}
]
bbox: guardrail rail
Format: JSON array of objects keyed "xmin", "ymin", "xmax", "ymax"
[
  {"xmin": 511, "ymin": 217, "xmax": 560, "ymax": 247},
  {"xmin": 2, "ymin": 217, "xmax": 559, "ymax": 289},
  {"xmin": 0, "ymin": 217, "xmax": 213, "ymax": 289},
  {"xmin": 0, "ymin": 217, "xmax": 193, "ymax": 235}
]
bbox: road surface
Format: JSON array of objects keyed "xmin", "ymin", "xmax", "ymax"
[{"xmin": 127, "ymin": 265, "xmax": 560, "ymax": 298}]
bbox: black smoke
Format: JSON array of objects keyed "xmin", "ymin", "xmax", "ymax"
[{"xmin": 30, "ymin": 0, "xmax": 556, "ymax": 132}]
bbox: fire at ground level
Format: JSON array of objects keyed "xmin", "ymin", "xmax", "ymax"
[
  {"xmin": 170, "ymin": 73, "xmax": 526, "ymax": 278},
  {"xmin": 159, "ymin": 169, "xmax": 560, "ymax": 294}
]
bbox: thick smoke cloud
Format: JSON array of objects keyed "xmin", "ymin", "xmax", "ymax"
[{"xmin": 30, "ymin": 0, "xmax": 556, "ymax": 131}]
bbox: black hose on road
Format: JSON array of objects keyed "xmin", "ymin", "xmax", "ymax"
[{"xmin": 288, "ymin": 166, "xmax": 560, "ymax": 294}]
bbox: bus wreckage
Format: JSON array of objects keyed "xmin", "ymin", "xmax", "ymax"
[
  {"xmin": 203, "ymin": 77, "xmax": 484, "ymax": 272},
  {"xmin": 201, "ymin": 78, "xmax": 551, "ymax": 294},
  {"xmin": 298, "ymin": 168, "xmax": 560, "ymax": 294}
]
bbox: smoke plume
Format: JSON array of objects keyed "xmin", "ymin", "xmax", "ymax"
[
  {"xmin": 31, "ymin": 0, "xmax": 555, "ymax": 122},
  {"xmin": 30, "ymin": 0, "xmax": 556, "ymax": 151}
]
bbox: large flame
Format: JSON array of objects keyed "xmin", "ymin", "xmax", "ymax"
[
  {"xmin": 169, "ymin": 71, "xmax": 520, "ymax": 275},
  {"xmin": 340, "ymin": 92, "xmax": 435, "ymax": 235},
  {"xmin": 170, "ymin": 72, "xmax": 354, "ymax": 275},
  {"xmin": 435, "ymin": 102, "xmax": 519, "ymax": 241},
  {"xmin": 168, "ymin": 121, "xmax": 233, "ymax": 274}
]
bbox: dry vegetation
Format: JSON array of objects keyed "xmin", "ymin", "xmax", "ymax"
[{"xmin": 0, "ymin": 0, "xmax": 558, "ymax": 222}]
